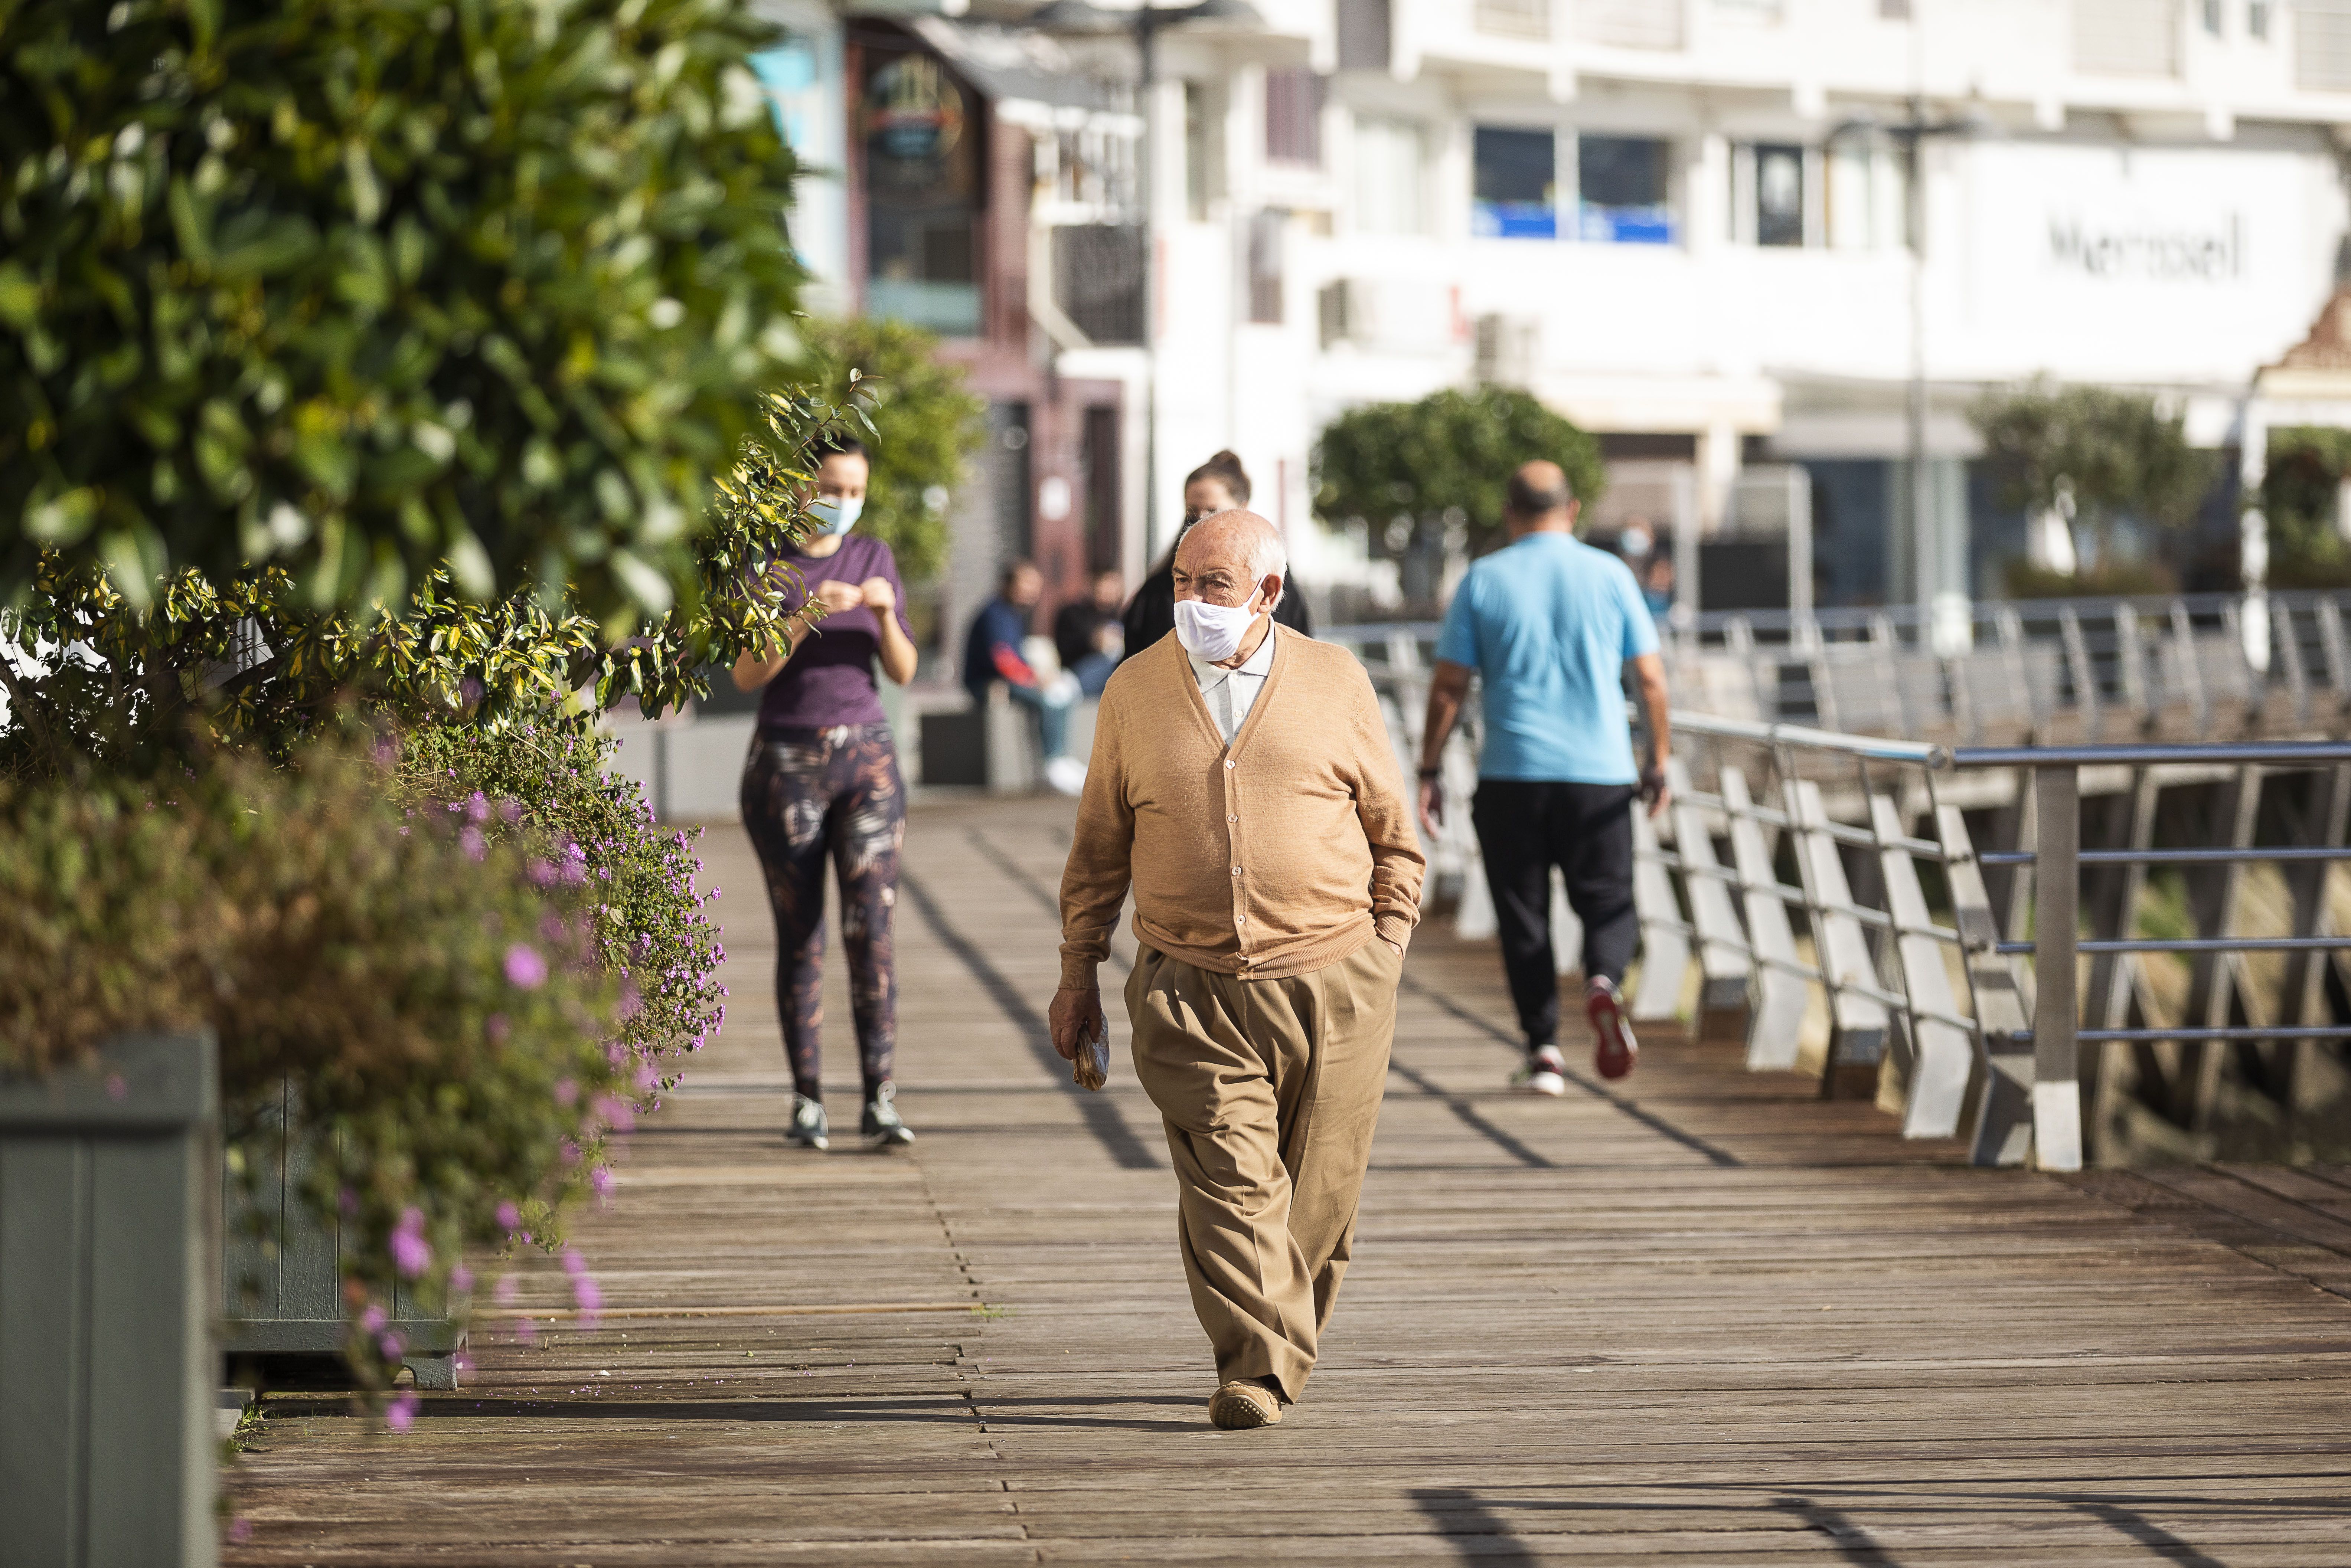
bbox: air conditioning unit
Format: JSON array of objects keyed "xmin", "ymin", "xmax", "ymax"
[{"xmin": 1473, "ymin": 313, "xmax": 1541, "ymax": 386}]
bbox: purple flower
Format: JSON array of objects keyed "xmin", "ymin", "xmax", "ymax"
[
  {"xmin": 228, "ymin": 1518, "xmax": 252, "ymax": 1544},
  {"xmin": 387, "ymin": 1389, "xmax": 420, "ymax": 1433},
  {"xmin": 450, "ymin": 1264, "xmax": 474, "ymax": 1293},
  {"xmin": 466, "ymin": 790, "xmax": 490, "ymax": 823},
  {"xmin": 562, "ymin": 1247, "xmax": 588, "ymax": 1277},
  {"xmin": 391, "ymin": 1208, "xmax": 431, "ymax": 1278},
  {"xmin": 494, "ymin": 1274, "xmax": 518, "ymax": 1305},
  {"xmin": 359, "ymin": 1303, "xmax": 388, "ymax": 1335},
  {"xmin": 572, "ymin": 1274, "xmax": 603, "ymax": 1326},
  {"xmin": 496, "ymin": 1200, "xmax": 520, "ymax": 1231},
  {"xmin": 505, "ymin": 944, "xmax": 548, "ymax": 989},
  {"xmin": 591, "ymin": 1166, "xmax": 615, "ymax": 1203},
  {"xmin": 459, "ymin": 826, "xmax": 486, "ymax": 860},
  {"xmin": 554, "ymin": 1077, "xmax": 578, "ymax": 1107},
  {"xmin": 378, "ymin": 1330, "xmax": 406, "ymax": 1360},
  {"xmin": 499, "ymin": 798, "xmax": 522, "ymax": 823},
  {"xmin": 526, "ymin": 858, "xmax": 556, "ymax": 886}
]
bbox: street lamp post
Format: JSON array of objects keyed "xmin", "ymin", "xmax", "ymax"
[
  {"xmin": 1030, "ymin": 0, "xmax": 1262, "ymax": 562},
  {"xmin": 1829, "ymin": 101, "xmax": 1981, "ymax": 648}
]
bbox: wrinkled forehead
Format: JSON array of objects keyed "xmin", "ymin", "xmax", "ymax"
[{"xmin": 1174, "ymin": 523, "xmax": 1255, "ymax": 579}]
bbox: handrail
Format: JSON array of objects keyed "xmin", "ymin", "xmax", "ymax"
[{"xmin": 1346, "ymin": 639, "xmax": 2351, "ymax": 1179}]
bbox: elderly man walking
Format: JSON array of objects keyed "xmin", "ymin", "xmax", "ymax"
[
  {"xmin": 1051, "ymin": 510, "xmax": 1425, "ymax": 1430},
  {"xmin": 1418, "ymin": 461, "xmax": 1671, "ymax": 1093}
]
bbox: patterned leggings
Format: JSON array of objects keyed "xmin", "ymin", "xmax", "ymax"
[{"xmin": 739, "ymin": 724, "xmax": 905, "ymax": 1100}]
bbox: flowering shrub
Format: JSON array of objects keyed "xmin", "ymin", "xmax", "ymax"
[
  {"xmin": 0, "ymin": 740, "xmax": 639, "ymax": 1384},
  {"xmin": 398, "ymin": 720, "xmax": 727, "ymax": 1092}
]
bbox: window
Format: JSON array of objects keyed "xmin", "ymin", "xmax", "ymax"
[
  {"xmin": 2249, "ymin": 1, "xmax": 2270, "ymax": 39},
  {"xmin": 1353, "ymin": 116, "xmax": 1426, "ymax": 235},
  {"xmin": 1185, "ymin": 82, "xmax": 1217, "ymax": 220},
  {"xmin": 1474, "ymin": 0, "xmax": 1551, "ymax": 39},
  {"xmin": 1577, "ymin": 134, "xmax": 1672, "ymax": 244},
  {"xmin": 1826, "ymin": 143, "xmax": 1906, "ymax": 251},
  {"xmin": 1264, "ymin": 69, "xmax": 1322, "ymax": 166},
  {"xmin": 2300, "ymin": 0, "xmax": 2351, "ymax": 87},
  {"xmin": 1248, "ymin": 209, "xmax": 1285, "ymax": 324},
  {"xmin": 2073, "ymin": 0, "xmax": 2182, "ymax": 78},
  {"xmin": 1473, "ymin": 127, "xmax": 1557, "ymax": 239},
  {"xmin": 1576, "ymin": 0, "xmax": 1683, "ymax": 49},
  {"xmin": 862, "ymin": 50, "xmax": 982, "ymax": 336},
  {"xmin": 1754, "ymin": 142, "xmax": 1804, "ymax": 247},
  {"xmin": 2200, "ymin": 0, "xmax": 2221, "ymax": 32},
  {"xmin": 1082, "ymin": 406, "xmax": 1121, "ymax": 573}
]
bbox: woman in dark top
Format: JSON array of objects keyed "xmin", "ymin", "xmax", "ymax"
[
  {"xmin": 1121, "ymin": 450, "xmax": 1311, "ymax": 659},
  {"xmin": 731, "ymin": 437, "xmax": 919, "ymax": 1152}
]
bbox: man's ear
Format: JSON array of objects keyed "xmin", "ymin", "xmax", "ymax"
[{"xmin": 1261, "ymin": 574, "xmax": 1284, "ymax": 610}]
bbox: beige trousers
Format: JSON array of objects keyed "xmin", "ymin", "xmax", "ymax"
[{"xmin": 1125, "ymin": 937, "xmax": 1402, "ymax": 1400}]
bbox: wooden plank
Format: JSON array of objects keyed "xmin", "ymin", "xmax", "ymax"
[{"xmin": 219, "ymin": 794, "xmax": 2351, "ymax": 1566}]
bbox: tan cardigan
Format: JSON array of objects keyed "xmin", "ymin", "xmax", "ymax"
[{"xmin": 1058, "ymin": 626, "xmax": 1426, "ymax": 988}]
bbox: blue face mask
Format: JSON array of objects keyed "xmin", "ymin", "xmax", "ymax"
[{"xmin": 811, "ymin": 495, "xmax": 864, "ymax": 536}]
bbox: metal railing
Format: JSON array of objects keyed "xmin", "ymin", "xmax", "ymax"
[
  {"xmin": 1349, "ymin": 634, "xmax": 2351, "ymax": 1171},
  {"xmin": 1329, "ymin": 586, "xmax": 2351, "ymax": 744}
]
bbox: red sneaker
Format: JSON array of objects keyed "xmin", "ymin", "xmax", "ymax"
[{"xmin": 1587, "ymin": 977, "xmax": 1638, "ymax": 1081}]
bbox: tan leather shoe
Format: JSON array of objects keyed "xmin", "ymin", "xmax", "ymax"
[{"xmin": 1208, "ymin": 1380, "xmax": 1282, "ymax": 1429}]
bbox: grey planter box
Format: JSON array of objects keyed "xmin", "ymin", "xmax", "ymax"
[
  {"xmin": 0, "ymin": 1033, "xmax": 220, "ymax": 1568},
  {"xmin": 223, "ymin": 1079, "xmax": 464, "ymax": 1389}
]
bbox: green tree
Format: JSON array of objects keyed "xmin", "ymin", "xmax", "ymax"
[
  {"xmin": 1312, "ymin": 386, "xmax": 1606, "ymax": 557},
  {"xmin": 2260, "ymin": 427, "xmax": 2351, "ymax": 589},
  {"xmin": 801, "ymin": 316, "xmax": 987, "ymax": 582},
  {"xmin": 0, "ymin": 0, "xmax": 804, "ymax": 629},
  {"xmin": 1970, "ymin": 379, "xmax": 2220, "ymax": 586}
]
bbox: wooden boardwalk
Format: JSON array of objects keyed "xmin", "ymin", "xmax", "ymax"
[{"xmin": 228, "ymin": 795, "xmax": 2351, "ymax": 1565}]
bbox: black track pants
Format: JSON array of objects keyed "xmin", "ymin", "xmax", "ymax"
[{"xmin": 1470, "ymin": 780, "xmax": 1640, "ymax": 1050}]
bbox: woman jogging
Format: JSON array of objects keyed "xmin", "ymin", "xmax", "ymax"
[{"xmin": 734, "ymin": 436, "xmax": 920, "ymax": 1151}]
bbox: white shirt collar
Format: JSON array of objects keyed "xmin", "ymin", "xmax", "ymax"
[{"xmin": 1186, "ymin": 624, "xmax": 1277, "ymax": 689}]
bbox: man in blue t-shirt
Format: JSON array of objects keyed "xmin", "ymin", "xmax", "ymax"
[{"xmin": 1417, "ymin": 461, "xmax": 1672, "ymax": 1091}]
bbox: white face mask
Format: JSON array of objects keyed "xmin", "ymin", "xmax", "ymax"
[
  {"xmin": 1173, "ymin": 587, "xmax": 1266, "ymax": 664},
  {"xmin": 810, "ymin": 494, "xmax": 863, "ymax": 535}
]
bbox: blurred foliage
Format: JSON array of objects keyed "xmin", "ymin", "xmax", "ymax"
[
  {"xmin": 401, "ymin": 721, "xmax": 725, "ymax": 1077},
  {"xmin": 2001, "ymin": 558, "xmax": 2181, "ymax": 600},
  {"xmin": 2260, "ymin": 427, "xmax": 2351, "ymax": 590},
  {"xmin": 0, "ymin": 0, "xmax": 804, "ymax": 630},
  {"xmin": 1971, "ymin": 380, "xmax": 2221, "ymax": 566},
  {"xmin": 0, "ymin": 739, "xmax": 644, "ymax": 1388},
  {"xmin": 1313, "ymin": 387, "xmax": 1605, "ymax": 556},
  {"xmin": 0, "ymin": 386, "xmax": 853, "ymax": 782},
  {"xmin": 800, "ymin": 317, "xmax": 986, "ymax": 582}
]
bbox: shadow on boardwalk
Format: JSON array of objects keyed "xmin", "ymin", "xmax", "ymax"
[{"xmin": 225, "ymin": 794, "xmax": 2351, "ymax": 1566}]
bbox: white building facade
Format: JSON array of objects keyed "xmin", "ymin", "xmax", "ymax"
[{"xmin": 770, "ymin": 0, "xmax": 2351, "ymax": 635}]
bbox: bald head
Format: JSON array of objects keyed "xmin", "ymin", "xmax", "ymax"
[
  {"xmin": 1173, "ymin": 509, "xmax": 1287, "ymax": 610},
  {"xmin": 1506, "ymin": 460, "xmax": 1576, "ymax": 526}
]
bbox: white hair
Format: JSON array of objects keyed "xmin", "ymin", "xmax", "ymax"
[{"xmin": 1247, "ymin": 528, "xmax": 1288, "ymax": 592}]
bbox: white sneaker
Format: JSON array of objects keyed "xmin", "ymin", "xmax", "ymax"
[
  {"xmin": 1044, "ymin": 756, "xmax": 1088, "ymax": 796},
  {"xmin": 1511, "ymin": 1045, "xmax": 1568, "ymax": 1097}
]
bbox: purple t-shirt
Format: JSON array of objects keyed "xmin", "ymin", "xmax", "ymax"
[{"xmin": 755, "ymin": 533, "xmax": 912, "ymax": 730}]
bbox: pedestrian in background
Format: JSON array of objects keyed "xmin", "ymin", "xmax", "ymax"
[
  {"xmin": 1053, "ymin": 510, "xmax": 1423, "ymax": 1430},
  {"xmin": 1054, "ymin": 567, "xmax": 1127, "ymax": 695},
  {"xmin": 1122, "ymin": 452, "xmax": 1312, "ymax": 658},
  {"xmin": 732, "ymin": 436, "xmax": 919, "ymax": 1151},
  {"xmin": 1416, "ymin": 461, "xmax": 1672, "ymax": 1093},
  {"xmin": 963, "ymin": 559, "xmax": 1087, "ymax": 796}
]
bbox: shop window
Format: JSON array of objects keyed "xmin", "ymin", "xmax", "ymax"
[
  {"xmin": 862, "ymin": 50, "xmax": 982, "ymax": 337},
  {"xmin": 1754, "ymin": 142, "xmax": 1805, "ymax": 248},
  {"xmin": 1353, "ymin": 116, "xmax": 1427, "ymax": 236},
  {"xmin": 1264, "ymin": 69, "xmax": 1323, "ymax": 166},
  {"xmin": 1577, "ymin": 134, "xmax": 1672, "ymax": 244},
  {"xmin": 1472, "ymin": 127, "xmax": 1557, "ymax": 239}
]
